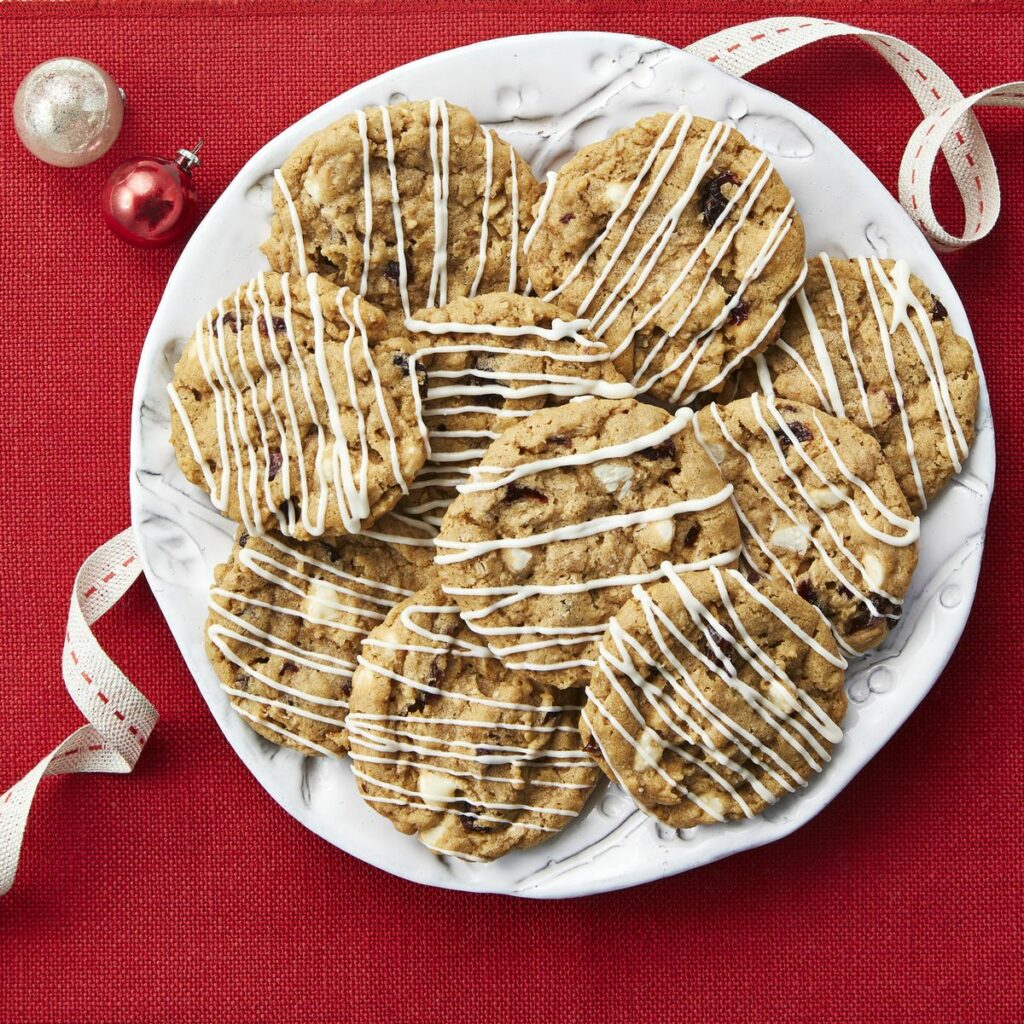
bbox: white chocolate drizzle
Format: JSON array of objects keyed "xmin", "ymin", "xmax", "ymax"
[
  {"xmin": 168, "ymin": 272, "xmax": 416, "ymax": 539},
  {"xmin": 382, "ymin": 314, "xmax": 636, "ymax": 535},
  {"xmin": 693, "ymin": 395, "xmax": 919, "ymax": 654},
  {"xmin": 348, "ymin": 601, "xmax": 594, "ymax": 857},
  {"xmin": 275, "ymin": 99, "xmax": 530, "ymax": 317},
  {"xmin": 537, "ymin": 107, "xmax": 802, "ymax": 401},
  {"xmin": 767, "ymin": 253, "xmax": 972, "ymax": 510},
  {"xmin": 207, "ymin": 533, "xmax": 418, "ymax": 755},
  {"xmin": 437, "ymin": 407, "xmax": 740, "ymax": 679},
  {"xmin": 585, "ymin": 564, "xmax": 844, "ymax": 823}
]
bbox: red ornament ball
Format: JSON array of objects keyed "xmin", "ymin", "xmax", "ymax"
[{"xmin": 101, "ymin": 142, "xmax": 203, "ymax": 248}]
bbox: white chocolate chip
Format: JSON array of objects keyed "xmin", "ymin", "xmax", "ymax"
[
  {"xmin": 633, "ymin": 727, "xmax": 664, "ymax": 771},
  {"xmin": 807, "ymin": 484, "xmax": 846, "ymax": 509},
  {"xmin": 770, "ymin": 525, "xmax": 809, "ymax": 555},
  {"xmin": 699, "ymin": 790, "xmax": 729, "ymax": 819},
  {"xmin": 301, "ymin": 579, "xmax": 342, "ymax": 621},
  {"xmin": 418, "ymin": 821, "xmax": 450, "ymax": 847},
  {"xmin": 593, "ymin": 461, "xmax": 633, "ymax": 496},
  {"xmin": 320, "ymin": 441, "xmax": 336, "ymax": 485},
  {"xmin": 303, "ymin": 176, "xmax": 324, "ymax": 204},
  {"xmin": 639, "ymin": 519, "xmax": 675, "ymax": 552},
  {"xmin": 502, "ymin": 547, "xmax": 533, "ymax": 572},
  {"xmin": 605, "ymin": 181, "xmax": 630, "ymax": 206},
  {"xmin": 703, "ymin": 442, "xmax": 727, "ymax": 465},
  {"xmin": 418, "ymin": 771, "xmax": 459, "ymax": 811},
  {"xmin": 863, "ymin": 553, "xmax": 887, "ymax": 591},
  {"xmin": 768, "ymin": 679, "xmax": 798, "ymax": 715}
]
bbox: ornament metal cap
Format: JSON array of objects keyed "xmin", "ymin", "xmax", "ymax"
[{"xmin": 174, "ymin": 140, "xmax": 204, "ymax": 172}]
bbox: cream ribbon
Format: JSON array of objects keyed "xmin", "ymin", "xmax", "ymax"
[
  {"xmin": 686, "ymin": 17, "xmax": 1024, "ymax": 251},
  {"xmin": 0, "ymin": 530, "xmax": 156, "ymax": 896},
  {"xmin": 2, "ymin": 18, "xmax": 1020, "ymax": 895}
]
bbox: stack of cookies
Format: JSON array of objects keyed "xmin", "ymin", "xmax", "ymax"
[{"xmin": 169, "ymin": 99, "xmax": 979, "ymax": 861}]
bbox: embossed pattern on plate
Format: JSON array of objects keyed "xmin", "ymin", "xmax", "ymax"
[{"xmin": 129, "ymin": 33, "xmax": 994, "ymax": 898}]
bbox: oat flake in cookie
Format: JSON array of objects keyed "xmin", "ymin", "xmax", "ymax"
[
  {"xmin": 206, "ymin": 530, "xmax": 431, "ymax": 756},
  {"xmin": 348, "ymin": 588, "xmax": 598, "ymax": 861},
  {"xmin": 168, "ymin": 272, "xmax": 427, "ymax": 540},
  {"xmin": 694, "ymin": 395, "xmax": 919, "ymax": 655},
  {"xmin": 384, "ymin": 291, "xmax": 634, "ymax": 544},
  {"xmin": 436, "ymin": 397, "xmax": 742, "ymax": 689},
  {"xmin": 581, "ymin": 566, "xmax": 846, "ymax": 828},
  {"xmin": 741, "ymin": 254, "xmax": 979, "ymax": 512},
  {"xmin": 262, "ymin": 99, "xmax": 542, "ymax": 333},
  {"xmin": 526, "ymin": 109, "xmax": 806, "ymax": 405}
]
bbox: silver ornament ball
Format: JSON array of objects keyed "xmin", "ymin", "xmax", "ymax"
[{"xmin": 13, "ymin": 57, "xmax": 125, "ymax": 167}]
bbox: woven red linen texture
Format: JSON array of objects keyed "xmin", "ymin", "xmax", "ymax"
[{"xmin": 0, "ymin": 3, "xmax": 1020, "ymax": 1022}]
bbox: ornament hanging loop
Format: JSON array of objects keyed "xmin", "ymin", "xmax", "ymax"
[{"xmin": 175, "ymin": 140, "xmax": 204, "ymax": 172}]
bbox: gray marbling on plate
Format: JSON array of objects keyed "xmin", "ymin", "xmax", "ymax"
[{"xmin": 129, "ymin": 32, "xmax": 994, "ymax": 898}]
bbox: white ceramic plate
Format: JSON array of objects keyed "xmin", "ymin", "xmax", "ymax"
[{"xmin": 129, "ymin": 32, "xmax": 994, "ymax": 898}]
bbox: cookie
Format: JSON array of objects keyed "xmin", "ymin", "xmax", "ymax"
[
  {"xmin": 694, "ymin": 395, "xmax": 919, "ymax": 654},
  {"xmin": 388, "ymin": 291, "xmax": 634, "ymax": 539},
  {"xmin": 348, "ymin": 587, "xmax": 598, "ymax": 860},
  {"xmin": 580, "ymin": 565, "xmax": 846, "ymax": 828},
  {"xmin": 168, "ymin": 272, "xmax": 427, "ymax": 540},
  {"xmin": 741, "ymin": 255, "xmax": 979, "ymax": 512},
  {"xmin": 526, "ymin": 110, "xmax": 806, "ymax": 404},
  {"xmin": 206, "ymin": 529, "xmax": 431, "ymax": 755},
  {"xmin": 435, "ymin": 397, "xmax": 742, "ymax": 688},
  {"xmin": 262, "ymin": 99, "xmax": 542, "ymax": 332}
]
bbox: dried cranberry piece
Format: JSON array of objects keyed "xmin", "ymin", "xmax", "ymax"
[
  {"xmin": 270, "ymin": 315, "xmax": 288, "ymax": 334},
  {"xmin": 384, "ymin": 260, "xmax": 401, "ymax": 282},
  {"xmin": 886, "ymin": 392, "xmax": 900, "ymax": 416},
  {"xmin": 267, "ymin": 450, "xmax": 283, "ymax": 481},
  {"xmin": 392, "ymin": 353, "xmax": 410, "ymax": 376},
  {"xmin": 549, "ymin": 434, "xmax": 573, "ymax": 448},
  {"xmin": 848, "ymin": 597, "xmax": 900, "ymax": 634},
  {"xmin": 700, "ymin": 170, "xmax": 738, "ymax": 225},
  {"xmin": 504, "ymin": 483, "xmax": 548, "ymax": 503},
  {"xmin": 456, "ymin": 802, "xmax": 499, "ymax": 833},
  {"xmin": 559, "ymin": 212, "xmax": 574, "ymax": 224},
  {"xmin": 727, "ymin": 299, "xmax": 750, "ymax": 326},
  {"xmin": 874, "ymin": 597, "xmax": 902, "ymax": 620},
  {"xmin": 699, "ymin": 628, "xmax": 733, "ymax": 669},
  {"xmin": 745, "ymin": 566, "xmax": 762, "ymax": 584},
  {"xmin": 684, "ymin": 523, "xmax": 701, "ymax": 546},
  {"xmin": 774, "ymin": 421, "xmax": 812, "ymax": 448},
  {"xmin": 796, "ymin": 579, "xmax": 818, "ymax": 606},
  {"xmin": 238, "ymin": 533, "xmax": 249, "ymax": 548},
  {"xmin": 848, "ymin": 607, "xmax": 879, "ymax": 634},
  {"xmin": 425, "ymin": 659, "xmax": 445, "ymax": 692},
  {"xmin": 639, "ymin": 441, "xmax": 676, "ymax": 460},
  {"xmin": 583, "ymin": 734, "xmax": 599, "ymax": 756},
  {"xmin": 931, "ymin": 298, "xmax": 948, "ymax": 322}
]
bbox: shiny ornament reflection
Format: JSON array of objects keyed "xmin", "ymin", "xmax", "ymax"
[
  {"xmin": 13, "ymin": 57, "xmax": 124, "ymax": 167},
  {"xmin": 101, "ymin": 143, "xmax": 203, "ymax": 248}
]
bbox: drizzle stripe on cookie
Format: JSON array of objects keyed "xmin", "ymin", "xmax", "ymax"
[
  {"xmin": 207, "ymin": 534, "xmax": 418, "ymax": 754},
  {"xmin": 349, "ymin": 601, "xmax": 593, "ymax": 853},
  {"xmin": 169, "ymin": 273, "xmax": 415, "ymax": 538},
  {"xmin": 768, "ymin": 254, "xmax": 972, "ymax": 511},
  {"xmin": 693, "ymin": 395, "xmax": 919, "ymax": 652},
  {"xmin": 437, "ymin": 408, "xmax": 739, "ymax": 677},
  {"xmin": 586, "ymin": 565, "xmax": 843, "ymax": 823},
  {"xmin": 538, "ymin": 108, "xmax": 802, "ymax": 400}
]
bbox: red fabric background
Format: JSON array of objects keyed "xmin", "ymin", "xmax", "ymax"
[{"xmin": 1, "ymin": 2, "xmax": 1021, "ymax": 1022}]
